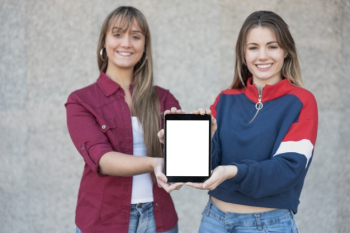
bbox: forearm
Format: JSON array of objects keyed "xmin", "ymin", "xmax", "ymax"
[{"xmin": 99, "ymin": 151, "xmax": 159, "ymax": 176}]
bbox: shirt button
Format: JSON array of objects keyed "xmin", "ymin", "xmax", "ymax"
[
  {"xmin": 101, "ymin": 125, "xmax": 106, "ymax": 129},
  {"xmin": 155, "ymin": 203, "xmax": 159, "ymax": 207},
  {"xmin": 81, "ymin": 147, "xmax": 85, "ymax": 151}
]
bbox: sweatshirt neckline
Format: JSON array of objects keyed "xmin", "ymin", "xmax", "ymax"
[{"xmin": 244, "ymin": 77, "xmax": 294, "ymax": 103}]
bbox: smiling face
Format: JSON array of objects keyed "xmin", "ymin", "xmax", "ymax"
[
  {"xmin": 104, "ymin": 18, "xmax": 145, "ymax": 73},
  {"xmin": 245, "ymin": 26, "xmax": 286, "ymax": 88}
]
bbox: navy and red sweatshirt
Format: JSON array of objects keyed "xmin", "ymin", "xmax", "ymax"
[{"xmin": 209, "ymin": 77, "xmax": 318, "ymax": 214}]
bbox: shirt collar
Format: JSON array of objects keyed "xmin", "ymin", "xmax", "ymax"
[
  {"xmin": 245, "ymin": 77, "xmax": 294, "ymax": 102},
  {"xmin": 97, "ymin": 70, "xmax": 121, "ymax": 96},
  {"xmin": 97, "ymin": 70, "xmax": 137, "ymax": 96}
]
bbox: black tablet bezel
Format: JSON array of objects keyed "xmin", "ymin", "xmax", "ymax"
[{"xmin": 164, "ymin": 114, "xmax": 211, "ymax": 183}]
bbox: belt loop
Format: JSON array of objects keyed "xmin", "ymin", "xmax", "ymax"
[
  {"xmin": 289, "ymin": 209, "xmax": 294, "ymax": 218},
  {"xmin": 205, "ymin": 199, "xmax": 212, "ymax": 216},
  {"xmin": 254, "ymin": 213, "xmax": 263, "ymax": 231}
]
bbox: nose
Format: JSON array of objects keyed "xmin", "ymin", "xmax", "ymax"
[
  {"xmin": 121, "ymin": 35, "xmax": 131, "ymax": 47},
  {"xmin": 258, "ymin": 48, "xmax": 268, "ymax": 60}
]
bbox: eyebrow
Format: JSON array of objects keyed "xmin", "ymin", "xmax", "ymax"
[
  {"xmin": 111, "ymin": 27, "xmax": 142, "ymax": 34},
  {"xmin": 246, "ymin": 41, "xmax": 279, "ymax": 46}
]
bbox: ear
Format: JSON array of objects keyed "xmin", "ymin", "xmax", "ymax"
[{"xmin": 284, "ymin": 50, "xmax": 288, "ymax": 58}]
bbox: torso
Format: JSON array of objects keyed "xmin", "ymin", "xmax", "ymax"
[{"xmin": 211, "ymin": 196, "xmax": 276, "ymax": 213}]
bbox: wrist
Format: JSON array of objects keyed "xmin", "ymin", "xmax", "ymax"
[
  {"xmin": 224, "ymin": 165, "xmax": 237, "ymax": 179},
  {"xmin": 151, "ymin": 157, "xmax": 163, "ymax": 172}
]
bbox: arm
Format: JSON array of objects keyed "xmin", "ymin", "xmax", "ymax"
[
  {"xmin": 229, "ymin": 119, "xmax": 317, "ymax": 198},
  {"xmin": 99, "ymin": 151, "xmax": 163, "ymax": 176},
  {"xmin": 65, "ymin": 93, "xmax": 162, "ymax": 177},
  {"xmin": 227, "ymin": 92, "xmax": 318, "ymax": 198}
]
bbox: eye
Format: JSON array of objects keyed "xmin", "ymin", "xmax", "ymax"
[
  {"xmin": 113, "ymin": 33, "xmax": 122, "ymax": 38},
  {"xmin": 132, "ymin": 35, "xmax": 141, "ymax": 40},
  {"xmin": 269, "ymin": 44, "xmax": 279, "ymax": 49},
  {"xmin": 248, "ymin": 46, "xmax": 258, "ymax": 50}
]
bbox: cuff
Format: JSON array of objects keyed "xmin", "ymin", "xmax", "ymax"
[
  {"xmin": 81, "ymin": 142, "xmax": 113, "ymax": 175},
  {"xmin": 230, "ymin": 163, "xmax": 248, "ymax": 183}
]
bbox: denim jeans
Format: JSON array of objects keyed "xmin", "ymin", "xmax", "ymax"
[
  {"xmin": 76, "ymin": 202, "xmax": 178, "ymax": 233},
  {"xmin": 198, "ymin": 198, "xmax": 298, "ymax": 233}
]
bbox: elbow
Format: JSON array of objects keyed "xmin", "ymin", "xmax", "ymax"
[{"xmin": 97, "ymin": 153, "xmax": 112, "ymax": 176}]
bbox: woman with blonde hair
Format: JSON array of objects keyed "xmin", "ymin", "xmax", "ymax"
[
  {"xmin": 159, "ymin": 11, "xmax": 318, "ymax": 232},
  {"xmin": 66, "ymin": 6, "xmax": 179, "ymax": 233}
]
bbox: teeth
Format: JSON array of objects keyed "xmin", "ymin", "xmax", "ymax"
[
  {"xmin": 257, "ymin": 64, "xmax": 272, "ymax": 68},
  {"xmin": 119, "ymin": 52, "xmax": 132, "ymax": 56}
]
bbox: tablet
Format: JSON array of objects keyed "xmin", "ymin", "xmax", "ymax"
[{"xmin": 164, "ymin": 114, "xmax": 211, "ymax": 183}]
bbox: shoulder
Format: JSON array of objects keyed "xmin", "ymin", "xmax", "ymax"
[
  {"xmin": 220, "ymin": 88, "xmax": 244, "ymax": 96},
  {"xmin": 66, "ymin": 82, "xmax": 99, "ymax": 104},
  {"xmin": 154, "ymin": 85, "xmax": 180, "ymax": 109},
  {"xmin": 154, "ymin": 85, "xmax": 170, "ymax": 96},
  {"xmin": 212, "ymin": 88, "xmax": 244, "ymax": 106},
  {"xmin": 287, "ymin": 85, "xmax": 318, "ymax": 121},
  {"xmin": 288, "ymin": 85, "xmax": 317, "ymax": 108},
  {"xmin": 155, "ymin": 85, "xmax": 176, "ymax": 100},
  {"xmin": 210, "ymin": 88, "xmax": 244, "ymax": 117}
]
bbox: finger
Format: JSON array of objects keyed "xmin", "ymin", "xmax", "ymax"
[
  {"xmin": 157, "ymin": 129, "xmax": 165, "ymax": 144},
  {"xmin": 176, "ymin": 109, "xmax": 185, "ymax": 114},
  {"xmin": 171, "ymin": 183, "xmax": 184, "ymax": 190},
  {"xmin": 198, "ymin": 108, "xmax": 206, "ymax": 115},
  {"xmin": 202, "ymin": 180, "xmax": 221, "ymax": 191},
  {"xmin": 163, "ymin": 182, "xmax": 184, "ymax": 193},
  {"xmin": 170, "ymin": 107, "xmax": 178, "ymax": 113},
  {"xmin": 164, "ymin": 110, "xmax": 171, "ymax": 115},
  {"xmin": 205, "ymin": 109, "xmax": 212, "ymax": 115},
  {"xmin": 186, "ymin": 182, "xmax": 204, "ymax": 189},
  {"xmin": 156, "ymin": 173, "xmax": 167, "ymax": 183}
]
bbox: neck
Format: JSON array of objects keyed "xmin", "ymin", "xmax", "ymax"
[
  {"xmin": 106, "ymin": 65, "xmax": 134, "ymax": 88},
  {"xmin": 252, "ymin": 77, "xmax": 282, "ymax": 90},
  {"xmin": 254, "ymin": 83, "xmax": 265, "ymax": 91}
]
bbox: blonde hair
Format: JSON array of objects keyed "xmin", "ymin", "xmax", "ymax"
[
  {"xmin": 231, "ymin": 11, "xmax": 303, "ymax": 89},
  {"xmin": 97, "ymin": 6, "xmax": 162, "ymax": 158}
]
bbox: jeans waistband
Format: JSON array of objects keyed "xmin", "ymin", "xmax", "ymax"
[
  {"xmin": 130, "ymin": 201, "xmax": 153, "ymax": 214},
  {"xmin": 204, "ymin": 198, "xmax": 293, "ymax": 223}
]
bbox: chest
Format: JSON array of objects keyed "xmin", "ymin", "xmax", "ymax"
[{"xmin": 216, "ymin": 94, "xmax": 302, "ymax": 163}]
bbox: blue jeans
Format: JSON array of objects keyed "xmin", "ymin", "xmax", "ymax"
[
  {"xmin": 76, "ymin": 202, "xmax": 178, "ymax": 233},
  {"xmin": 198, "ymin": 199, "xmax": 298, "ymax": 233}
]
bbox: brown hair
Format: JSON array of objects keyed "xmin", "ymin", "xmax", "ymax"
[
  {"xmin": 97, "ymin": 6, "xmax": 162, "ymax": 158},
  {"xmin": 231, "ymin": 11, "xmax": 303, "ymax": 89}
]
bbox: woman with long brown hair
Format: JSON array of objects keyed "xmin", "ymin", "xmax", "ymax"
[
  {"xmin": 66, "ymin": 6, "xmax": 180, "ymax": 233},
  {"xmin": 159, "ymin": 11, "xmax": 318, "ymax": 232}
]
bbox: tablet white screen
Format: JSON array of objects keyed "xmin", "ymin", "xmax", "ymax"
[{"xmin": 166, "ymin": 120, "xmax": 209, "ymax": 176}]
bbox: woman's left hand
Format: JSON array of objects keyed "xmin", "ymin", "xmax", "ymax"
[
  {"xmin": 153, "ymin": 157, "xmax": 184, "ymax": 193},
  {"xmin": 186, "ymin": 165, "xmax": 237, "ymax": 190}
]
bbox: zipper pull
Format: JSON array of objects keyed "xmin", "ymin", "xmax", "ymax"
[{"xmin": 248, "ymin": 90, "xmax": 263, "ymax": 123}]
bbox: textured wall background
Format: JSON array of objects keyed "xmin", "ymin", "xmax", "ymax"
[{"xmin": 1, "ymin": 0, "xmax": 349, "ymax": 232}]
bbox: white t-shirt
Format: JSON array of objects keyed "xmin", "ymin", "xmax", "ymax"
[{"xmin": 130, "ymin": 117, "xmax": 154, "ymax": 204}]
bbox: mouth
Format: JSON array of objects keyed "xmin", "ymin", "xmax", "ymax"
[
  {"xmin": 117, "ymin": 51, "xmax": 133, "ymax": 57},
  {"xmin": 256, "ymin": 63, "xmax": 272, "ymax": 69}
]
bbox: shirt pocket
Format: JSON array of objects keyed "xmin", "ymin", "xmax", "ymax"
[{"xmin": 95, "ymin": 117, "xmax": 117, "ymax": 133}]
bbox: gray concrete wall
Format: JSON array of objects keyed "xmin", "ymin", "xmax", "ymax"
[{"xmin": 1, "ymin": 0, "xmax": 349, "ymax": 232}]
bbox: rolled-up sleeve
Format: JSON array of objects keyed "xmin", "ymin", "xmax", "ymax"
[{"xmin": 65, "ymin": 93, "xmax": 113, "ymax": 174}]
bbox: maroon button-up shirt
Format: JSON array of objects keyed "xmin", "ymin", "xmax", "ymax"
[{"xmin": 65, "ymin": 71, "xmax": 180, "ymax": 233}]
